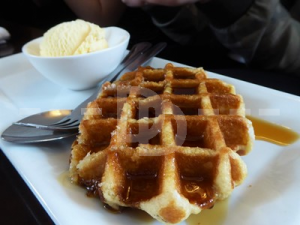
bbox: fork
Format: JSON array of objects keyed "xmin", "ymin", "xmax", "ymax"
[{"xmin": 14, "ymin": 42, "xmax": 167, "ymax": 131}]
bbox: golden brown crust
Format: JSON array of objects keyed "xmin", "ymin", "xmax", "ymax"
[
  {"xmin": 69, "ymin": 63, "xmax": 254, "ymax": 224},
  {"xmin": 159, "ymin": 202, "xmax": 186, "ymax": 224}
]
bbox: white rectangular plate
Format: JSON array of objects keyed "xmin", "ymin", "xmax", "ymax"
[{"xmin": 1, "ymin": 53, "xmax": 300, "ymax": 225}]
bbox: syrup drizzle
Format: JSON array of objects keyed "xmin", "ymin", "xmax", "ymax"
[
  {"xmin": 186, "ymin": 198, "xmax": 229, "ymax": 225},
  {"xmin": 57, "ymin": 171, "xmax": 73, "ymax": 188},
  {"xmin": 246, "ymin": 115, "xmax": 300, "ymax": 146},
  {"xmin": 58, "ymin": 115, "xmax": 300, "ymax": 225}
]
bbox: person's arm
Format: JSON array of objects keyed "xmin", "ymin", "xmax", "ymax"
[
  {"xmin": 128, "ymin": 0, "xmax": 254, "ymax": 47},
  {"xmin": 123, "ymin": 0, "xmax": 300, "ymax": 74},
  {"xmin": 64, "ymin": 0, "xmax": 126, "ymax": 26},
  {"xmin": 142, "ymin": 4, "xmax": 213, "ymax": 46},
  {"xmin": 197, "ymin": 0, "xmax": 300, "ymax": 74}
]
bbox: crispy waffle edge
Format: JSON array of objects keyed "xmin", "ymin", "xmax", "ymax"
[{"xmin": 69, "ymin": 63, "xmax": 255, "ymax": 224}]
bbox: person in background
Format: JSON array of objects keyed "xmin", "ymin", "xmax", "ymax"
[
  {"xmin": 0, "ymin": 0, "xmax": 77, "ymax": 29},
  {"xmin": 64, "ymin": 0, "xmax": 300, "ymax": 75}
]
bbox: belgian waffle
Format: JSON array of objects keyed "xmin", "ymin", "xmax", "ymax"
[{"xmin": 69, "ymin": 63, "xmax": 254, "ymax": 224}]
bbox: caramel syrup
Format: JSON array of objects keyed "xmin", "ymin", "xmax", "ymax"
[
  {"xmin": 246, "ymin": 115, "xmax": 300, "ymax": 146},
  {"xmin": 57, "ymin": 171, "xmax": 82, "ymax": 191},
  {"xmin": 186, "ymin": 198, "xmax": 229, "ymax": 225},
  {"xmin": 58, "ymin": 170, "xmax": 227, "ymax": 224},
  {"xmin": 57, "ymin": 171, "xmax": 72, "ymax": 188},
  {"xmin": 124, "ymin": 208, "xmax": 154, "ymax": 224},
  {"xmin": 103, "ymin": 205, "xmax": 154, "ymax": 224},
  {"xmin": 58, "ymin": 116, "xmax": 299, "ymax": 224}
]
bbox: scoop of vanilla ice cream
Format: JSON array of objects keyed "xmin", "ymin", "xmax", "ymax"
[{"xmin": 40, "ymin": 19, "xmax": 108, "ymax": 57}]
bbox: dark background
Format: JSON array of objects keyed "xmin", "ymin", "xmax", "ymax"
[
  {"xmin": 1, "ymin": 0, "xmax": 299, "ymax": 96},
  {"xmin": 0, "ymin": 0, "xmax": 239, "ymax": 69}
]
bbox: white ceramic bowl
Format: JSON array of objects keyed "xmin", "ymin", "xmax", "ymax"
[{"xmin": 22, "ymin": 27, "xmax": 130, "ymax": 90}]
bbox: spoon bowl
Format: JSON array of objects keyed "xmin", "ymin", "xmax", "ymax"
[{"xmin": 1, "ymin": 110, "xmax": 77, "ymax": 143}]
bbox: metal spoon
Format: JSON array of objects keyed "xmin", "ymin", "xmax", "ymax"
[
  {"xmin": 1, "ymin": 110, "xmax": 77, "ymax": 143},
  {"xmin": 12, "ymin": 42, "xmax": 167, "ymax": 132},
  {"xmin": 1, "ymin": 42, "xmax": 167, "ymax": 143}
]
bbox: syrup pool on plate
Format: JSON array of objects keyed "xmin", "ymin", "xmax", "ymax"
[
  {"xmin": 186, "ymin": 198, "xmax": 229, "ymax": 225},
  {"xmin": 246, "ymin": 115, "xmax": 300, "ymax": 146}
]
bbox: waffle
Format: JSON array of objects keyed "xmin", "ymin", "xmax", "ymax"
[{"xmin": 69, "ymin": 63, "xmax": 254, "ymax": 224}]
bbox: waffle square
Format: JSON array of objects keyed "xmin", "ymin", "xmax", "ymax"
[{"xmin": 69, "ymin": 63, "xmax": 254, "ymax": 224}]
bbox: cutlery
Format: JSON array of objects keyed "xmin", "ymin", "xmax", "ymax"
[
  {"xmin": 1, "ymin": 42, "xmax": 167, "ymax": 143},
  {"xmin": 14, "ymin": 42, "xmax": 166, "ymax": 131},
  {"xmin": 1, "ymin": 110, "xmax": 77, "ymax": 143},
  {"xmin": 13, "ymin": 41, "xmax": 152, "ymax": 131},
  {"xmin": 13, "ymin": 42, "xmax": 166, "ymax": 131}
]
